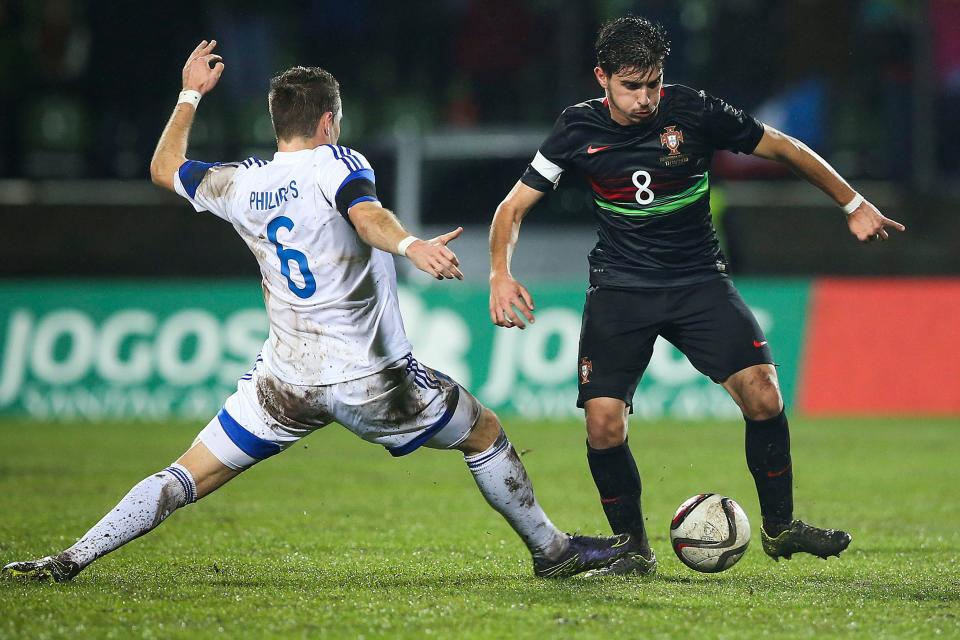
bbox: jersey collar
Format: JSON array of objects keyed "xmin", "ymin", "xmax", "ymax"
[{"xmin": 272, "ymin": 148, "xmax": 317, "ymax": 163}]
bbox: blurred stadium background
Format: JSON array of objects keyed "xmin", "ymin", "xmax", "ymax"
[{"xmin": 0, "ymin": 0, "xmax": 957, "ymax": 424}]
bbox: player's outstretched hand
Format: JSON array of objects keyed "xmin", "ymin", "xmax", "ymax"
[
  {"xmin": 182, "ymin": 39, "xmax": 225, "ymax": 95},
  {"xmin": 406, "ymin": 227, "xmax": 464, "ymax": 281},
  {"xmin": 847, "ymin": 200, "xmax": 906, "ymax": 243},
  {"xmin": 489, "ymin": 273, "xmax": 535, "ymax": 329}
]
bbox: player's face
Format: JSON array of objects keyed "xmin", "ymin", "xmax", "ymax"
[{"xmin": 595, "ymin": 65, "xmax": 663, "ymax": 125}]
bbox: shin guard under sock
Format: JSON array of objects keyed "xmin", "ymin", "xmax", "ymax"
[
  {"xmin": 586, "ymin": 439, "xmax": 649, "ymax": 550},
  {"xmin": 745, "ymin": 409, "xmax": 794, "ymax": 534}
]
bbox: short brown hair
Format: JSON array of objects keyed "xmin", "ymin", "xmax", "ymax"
[
  {"xmin": 268, "ymin": 66, "xmax": 341, "ymax": 141},
  {"xmin": 595, "ymin": 16, "xmax": 671, "ymax": 77}
]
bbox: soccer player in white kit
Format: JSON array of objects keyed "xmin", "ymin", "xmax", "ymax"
[{"xmin": 3, "ymin": 41, "xmax": 639, "ymax": 582}]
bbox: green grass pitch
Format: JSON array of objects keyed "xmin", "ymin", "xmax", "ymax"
[{"xmin": 1, "ymin": 417, "xmax": 958, "ymax": 638}]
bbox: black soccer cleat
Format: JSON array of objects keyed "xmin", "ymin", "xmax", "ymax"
[
  {"xmin": 2, "ymin": 556, "xmax": 81, "ymax": 583},
  {"xmin": 579, "ymin": 548, "xmax": 658, "ymax": 578},
  {"xmin": 761, "ymin": 520, "xmax": 852, "ymax": 561},
  {"xmin": 533, "ymin": 533, "xmax": 638, "ymax": 578}
]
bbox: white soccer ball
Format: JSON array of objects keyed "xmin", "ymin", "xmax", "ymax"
[{"xmin": 670, "ymin": 493, "xmax": 751, "ymax": 573}]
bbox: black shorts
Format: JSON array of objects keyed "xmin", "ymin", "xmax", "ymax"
[{"xmin": 576, "ymin": 278, "xmax": 774, "ymax": 409}]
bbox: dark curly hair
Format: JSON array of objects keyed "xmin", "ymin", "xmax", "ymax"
[
  {"xmin": 595, "ymin": 16, "xmax": 671, "ymax": 76},
  {"xmin": 268, "ymin": 66, "xmax": 341, "ymax": 141}
]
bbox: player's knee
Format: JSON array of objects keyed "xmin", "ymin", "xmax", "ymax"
[
  {"xmin": 740, "ymin": 375, "xmax": 783, "ymax": 421},
  {"xmin": 175, "ymin": 441, "xmax": 241, "ymax": 500},
  {"xmin": 585, "ymin": 413, "xmax": 627, "ymax": 449},
  {"xmin": 457, "ymin": 406, "xmax": 502, "ymax": 455}
]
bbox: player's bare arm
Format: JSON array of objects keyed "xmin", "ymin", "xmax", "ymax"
[
  {"xmin": 752, "ymin": 125, "xmax": 906, "ymax": 243},
  {"xmin": 489, "ymin": 181, "xmax": 545, "ymax": 329},
  {"xmin": 348, "ymin": 201, "xmax": 464, "ymax": 280},
  {"xmin": 149, "ymin": 40, "xmax": 225, "ymax": 192}
]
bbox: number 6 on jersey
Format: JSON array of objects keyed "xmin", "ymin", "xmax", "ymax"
[{"xmin": 267, "ymin": 215, "xmax": 317, "ymax": 299}]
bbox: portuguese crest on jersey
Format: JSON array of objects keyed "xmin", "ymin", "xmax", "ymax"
[{"xmin": 659, "ymin": 125, "xmax": 689, "ymax": 166}]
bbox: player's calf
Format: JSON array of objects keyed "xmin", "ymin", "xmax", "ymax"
[
  {"xmin": 64, "ymin": 463, "xmax": 198, "ymax": 572},
  {"xmin": 744, "ymin": 409, "xmax": 793, "ymax": 535},
  {"xmin": 458, "ymin": 408, "xmax": 568, "ymax": 563},
  {"xmin": 586, "ymin": 438, "xmax": 651, "ymax": 554}
]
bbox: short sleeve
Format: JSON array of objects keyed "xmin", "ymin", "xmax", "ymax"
[
  {"xmin": 173, "ymin": 160, "xmax": 242, "ymax": 221},
  {"xmin": 318, "ymin": 145, "xmax": 379, "ymax": 219},
  {"xmin": 521, "ymin": 111, "xmax": 575, "ymax": 192},
  {"xmin": 699, "ymin": 91, "xmax": 765, "ymax": 154}
]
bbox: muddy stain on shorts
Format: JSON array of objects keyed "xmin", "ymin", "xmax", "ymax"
[
  {"xmin": 256, "ymin": 373, "xmax": 332, "ymax": 435},
  {"xmin": 377, "ymin": 361, "xmax": 434, "ymax": 428}
]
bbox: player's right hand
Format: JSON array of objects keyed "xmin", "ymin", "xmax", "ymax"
[
  {"xmin": 489, "ymin": 273, "xmax": 535, "ymax": 329},
  {"xmin": 406, "ymin": 227, "xmax": 464, "ymax": 280},
  {"xmin": 182, "ymin": 40, "xmax": 225, "ymax": 95}
]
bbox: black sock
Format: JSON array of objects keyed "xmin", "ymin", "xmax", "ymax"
[
  {"xmin": 586, "ymin": 439, "xmax": 649, "ymax": 550},
  {"xmin": 745, "ymin": 409, "xmax": 794, "ymax": 535}
]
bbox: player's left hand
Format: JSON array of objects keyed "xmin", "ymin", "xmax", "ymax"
[
  {"xmin": 847, "ymin": 200, "xmax": 905, "ymax": 243},
  {"xmin": 182, "ymin": 39, "xmax": 225, "ymax": 95}
]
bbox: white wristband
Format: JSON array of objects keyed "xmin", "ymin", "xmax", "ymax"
[
  {"xmin": 177, "ymin": 90, "xmax": 202, "ymax": 109},
  {"xmin": 841, "ymin": 193, "xmax": 864, "ymax": 215},
  {"xmin": 397, "ymin": 235, "xmax": 419, "ymax": 256}
]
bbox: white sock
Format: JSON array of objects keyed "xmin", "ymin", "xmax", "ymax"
[
  {"xmin": 60, "ymin": 464, "xmax": 197, "ymax": 569},
  {"xmin": 464, "ymin": 431, "xmax": 568, "ymax": 560}
]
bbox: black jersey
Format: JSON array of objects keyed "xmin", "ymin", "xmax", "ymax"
[{"xmin": 521, "ymin": 84, "xmax": 764, "ymax": 289}]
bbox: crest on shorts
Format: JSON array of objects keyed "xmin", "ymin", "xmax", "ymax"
[{"xmin": 579, "ymin": 357, "xmax": 593, "ymax": 384}]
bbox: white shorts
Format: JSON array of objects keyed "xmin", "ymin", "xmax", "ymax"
[{"xmin": 198, "ymin": 353, "xmax": 482, "ymax": 470}]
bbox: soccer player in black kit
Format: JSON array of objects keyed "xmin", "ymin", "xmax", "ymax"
[{"xmin": 489, "ymin": 16, "xmax": 905, "ymax": 576}]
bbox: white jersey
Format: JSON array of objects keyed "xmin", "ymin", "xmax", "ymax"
[{"xmin": 173, "ymin": 145, "xmax": 411, "ymax": 385}]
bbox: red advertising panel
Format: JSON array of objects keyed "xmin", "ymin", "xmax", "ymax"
[{"xmin": 799, "ymin": 279, "xmax": 960, "ymax": 415}]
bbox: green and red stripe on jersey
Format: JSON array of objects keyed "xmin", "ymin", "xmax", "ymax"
[{"xmin": 590, "ymin": 172, "xmax": 710, "ymax": 218}]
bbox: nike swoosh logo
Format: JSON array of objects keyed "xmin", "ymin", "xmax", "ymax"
[
  {"xmin": 587, "ymin": 145, "xmax": 611, "ymax": 154},
  {"xmin": 753, "ymin": 340, "xmax": 768, "ymax": 348},
  {"xmin": 766, "ymin": 464, "xmax": 792, "ymax": 478}
]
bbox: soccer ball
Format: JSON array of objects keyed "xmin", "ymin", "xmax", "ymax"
[{"xmin": 670, "ymin": 493, "xmax": 751, "ymax": 573}]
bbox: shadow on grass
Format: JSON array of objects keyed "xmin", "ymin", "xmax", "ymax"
[{"xmin": 654, "ymin": 575, "xmax": 726, "ymax": 585}]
